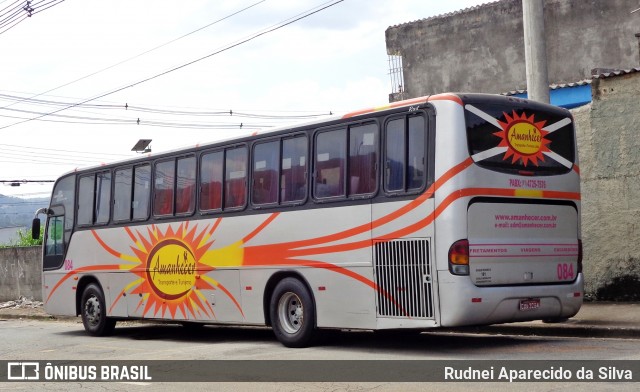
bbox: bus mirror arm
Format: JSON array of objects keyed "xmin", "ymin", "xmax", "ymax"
[{"xmin": 32, "ymin": 207, "xmax": 52, "ymax": 240}]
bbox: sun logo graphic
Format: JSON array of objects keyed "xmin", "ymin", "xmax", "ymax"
[
  {"xmin": 112, "ymin": 222, "xmax": 244, "ymax": 320},
  {"xmin": 146, "ymin": 239, "xmax": 197, "ymax": 300},
  {"xmin": 493, "ymin": 111, "xmax": 550, "ymax": 166}
]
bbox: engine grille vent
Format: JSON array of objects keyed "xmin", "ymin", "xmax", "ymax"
[{"xmin": 373, "ymin": 239, "xmax": 434, "ymax": 319}]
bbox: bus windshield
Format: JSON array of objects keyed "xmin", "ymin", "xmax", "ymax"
[{"xmin": 464, "ymin": 100, "xmax": 575, "ymax": 176}]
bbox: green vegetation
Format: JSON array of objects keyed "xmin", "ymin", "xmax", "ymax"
[
  {"xmin": 0, "ymin": 228, "xmax": 43, "ymax": 248},
  {"xmin": 0, "ymin": 193, "xmax": 48, "ymax": 248}
]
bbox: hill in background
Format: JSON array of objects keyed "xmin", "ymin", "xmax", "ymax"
[{"xmin": 0, "ymin": 194, "xmax": 49, "ymax": 229}]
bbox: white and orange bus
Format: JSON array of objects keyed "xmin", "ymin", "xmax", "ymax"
[{"xmin": 33, "ymin": 93, "xmax": 582, "ymax": 347}]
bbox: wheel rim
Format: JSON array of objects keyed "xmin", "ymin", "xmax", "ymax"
[
  {"xmin": 277, "ymin": 291, "xmax": 304, "ymax": 334},
  {"xmin": 84, "ymin": 295, "xmax": 102, "ymax": 328}
]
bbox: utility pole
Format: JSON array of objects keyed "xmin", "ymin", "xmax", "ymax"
[{"xmin": 522, "ymin": 0, "xmax": 550, "ymax": 103}]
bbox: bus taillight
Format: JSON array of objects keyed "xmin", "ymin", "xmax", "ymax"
[{"xmin": 449, "ymin": 239, "xmax": 469, "ymax": 276}]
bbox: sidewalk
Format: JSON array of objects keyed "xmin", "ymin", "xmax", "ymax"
[
  {"xmin": 447, "ymin": 302, "xmax": 640, "ymax": 339},
  {"xmin": 1, "ymin": 300, "xmax": 639, "ymax": 339}
]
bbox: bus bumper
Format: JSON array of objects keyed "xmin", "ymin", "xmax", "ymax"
[{"xmin": 437, "ymin": 272, "xmax": 584, "ymax": 327}]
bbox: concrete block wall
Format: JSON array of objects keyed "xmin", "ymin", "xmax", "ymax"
[
  {"xmin": 0, "ymin": 246, "xmax": 42, "ymax": 302},
  {"xmin": 386, "ymin": 0, "xmax": 640, "ymax": 99},
  {"xmin": 573, "ymin": 72, "xmax": 640, "ymax": 300}
]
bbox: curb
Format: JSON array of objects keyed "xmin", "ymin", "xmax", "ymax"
[
  {"xmin": 443, "ymin": 324, "xmax": 640, "ymax": 339},
  {"xmin": 0, "ymin": 313, "xmax": 76, "ymax": 322}
]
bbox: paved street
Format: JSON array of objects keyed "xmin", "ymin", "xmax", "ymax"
[
  {"xmin": 2, "ymin": 318, "xmax": 640, "ymax": 361},
  {"xmin": 0, "ymin": 318, "xmax": 639, "ymax": 391}
]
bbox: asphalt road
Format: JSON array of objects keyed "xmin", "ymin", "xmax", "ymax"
[{"xmin": 0, "ymin": 318, "xmax": 638, "ymax": 391}]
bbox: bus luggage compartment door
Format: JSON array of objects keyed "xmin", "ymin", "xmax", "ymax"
[{"xmin": 467, "ymin": 201, "xmax": 579, "ymax": 286}]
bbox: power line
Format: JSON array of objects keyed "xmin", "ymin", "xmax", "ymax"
[
  {"xmin": 0, "ymin": 91, "xmax": 330, "ymax": 131},
  {"xmin": 0, "ymin": 111, "xmax": 275, "ymax": 129},
  {"xmin": 0, "ymin": 92, "xmax": 331, "ymax": 119},
  {"xmin": 0, "ymin": 0, "xmax": 65, "ymax": 36},
  {"xmin": 0, "ymin": 0, "xmax": 345, "ymax": 132},
  {"xmin": 0, "ymin": 147, "xmax": 123, "ymax": 165},
  {"xmin": 0, "ymin": 0, "xmax": 27, "ymax": 24},
  {"xmin": 0, "ymin": 0, "xmax": 266, "ymax": 111},
  {"xmin": 0, "ymin": 142, "xmax": 130, "ymax": 158},
  {"xmin": 0, "ymin": 179, "xmax": 54, "ymax": 183},
  {"xmin": 0, "ymin": 190, "xmax": 51, "ymax": 197},
  {"xmin": 0, "ymin": 149, "xmax": 103, "ymax": 164},
  {"xmin": 0, "ymin": 158, "xmax": 91, "ymax": 165},
  {"xmin": 0, "ymin": 12, "xmax": 26, "ymax": 36},
  {"xmin": 0, "ymin": 89, "xmax": 335, "ymax": 113},
  {"xmin": 0, "ymin": 0, "xmax": 23, "ymax": 13},
  {"xmin": 0, "ymin": 174, "xmax": 59, "ymax": 178},
  {"xmin": 0, "ymin": 202, "xmax": 48, "ymax": 206}
]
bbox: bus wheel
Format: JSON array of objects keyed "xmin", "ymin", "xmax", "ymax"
[
  {"xmin": 270, "ymin": 278, "xmax": 316, "ymax": 348},
  {"xmin": 81, "ymin": 283, "xmax": 116, "ymax": 336}
]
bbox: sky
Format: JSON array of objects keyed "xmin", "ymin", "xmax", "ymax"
[{"xmin": 0, "ymin": 0, "xmax": 488, "ymax": 199}]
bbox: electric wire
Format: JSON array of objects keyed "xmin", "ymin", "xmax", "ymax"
[
  {"xmin": 0, "ymin": 191, "xmax": 51, "ymax": 197},
  {"xmin": 0, "ymin": 111, "xmax": 275, "ymax": 129},
  {"xmin": 0, "ymin": 1, "xmax": 266, "ymax": 111},
  {"xmin": 0, "ymin": 149, "xmax": 104, "ymax": 164},
  {"xmin": 0, "ymin": 92, "xmax": 331, "ymax": 119},
  {"xmin": 0, "ymin": 142, "xmax": 130, "ymax": 158},
  {"xmin": 0, "ymin": 91, "xmax": 330, "ymax": 131},
  {"xmin": 0, "ymin": 0, "xmax": 345, "ymax": 131},
  {"xmin": 0, "ymin": 0, "xmax": 64, "ymax": 36},
  {"xmin": 0, "ymin": 0, "xmax": 26, "ymax": 24},
  {"xmin": 1, "ymin": 1, "xmax": 343, "ymax": 183}
]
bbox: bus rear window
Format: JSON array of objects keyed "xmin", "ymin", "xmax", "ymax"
[{"xmin": 464, "ymin": 102, "xmax": 575, "ymax": 175}]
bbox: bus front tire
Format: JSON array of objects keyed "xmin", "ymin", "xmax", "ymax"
[
  {"xmin": 80, "ymin": 283, "xmax": 116, "ymax": 336},
  {"xmin": 270, "ymin": 278, "xmax": 316, "ymax": 348}
]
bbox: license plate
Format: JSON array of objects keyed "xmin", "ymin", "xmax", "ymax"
[{"xmin": 519, "ymin": 298, "xmax": 540, "ymax": 311}]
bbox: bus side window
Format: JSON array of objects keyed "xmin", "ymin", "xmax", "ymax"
[
  {"xmin": 154, "ymin": 160, "xmax": 175, "ymax": 216},
  {"xmin": 113, "ymin": 168, "xmax": 132, "ymax": 221},
  {"xmin": 349, "ymin": 123, "xmax": 378, "ymax": 196},
  {"xmin": 385, "ymin": 118, "xmax": 405, "ymax": 192},
  {"xmin": 95, "ymin": 171, "xmax": 111, "ymax": 224},
  {"xmin": 407, "ymin": 116, "xmax": 426, "ymax": 190},
  {"xmin": 77, "ymin": 175, "xmax": 95, "ymax": 226},
  {"xmin": 176, "ymin": 157, "xmax": 196, "ymax": 215},
  {"xmin": 200, "ymin": 151, "xmax": 223, "ymax": 211},
  {"xmin": 133, "ymin": 164, "xmax": 151, "ymax": 220},
  {"xmin": 385, "ymin": 115, "xmax": 426, "ymax": 193},
  {"xmin": 253, "ymin": 140, "xmax": 279, "ymax": 205},
  {"xmin": 78, "ymin": 171, "xmax": 111, "ymax": 226},
  {"xmin": 225, "ymin": 146, "xmax": 247, "ymax": 209},
  {"xmin": 314, "ymin": 129, "xmax": 346, "ymax": 199},
  {"xmin": 282, "ymin": 135, "xmax": 307, "ymax": 203}
]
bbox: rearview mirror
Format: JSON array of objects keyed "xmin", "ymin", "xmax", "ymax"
[{"xmin": 32, "ymin": 218, "xmax": 41, "ymax": 240}]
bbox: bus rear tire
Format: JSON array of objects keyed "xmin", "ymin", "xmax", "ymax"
[
  {"xmin": 81, "ymin": 283, "xmax": 116, "ymax": 336},
  {"xmin": 270, "ymin": 278, "xmax": 316, "ymax": 348}
]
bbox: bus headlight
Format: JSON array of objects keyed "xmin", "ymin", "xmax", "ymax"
[{"xmin": 449, "ymin": 239, "xmax": 469, "ymax": 276}]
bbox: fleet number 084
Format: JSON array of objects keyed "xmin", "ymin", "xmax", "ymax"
[{"xmin": 557, "ymin": 263, "xmax": 574, "ymax": 280}]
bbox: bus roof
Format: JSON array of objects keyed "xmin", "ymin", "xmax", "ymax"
[{"xmin": 60, "ymin": 93, "xmax": 466, "ymax": 177}]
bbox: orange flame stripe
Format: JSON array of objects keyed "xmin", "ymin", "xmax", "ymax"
[{"xmin": 46, "ymin": 264, "xmax": 121, "ymax": 303}]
